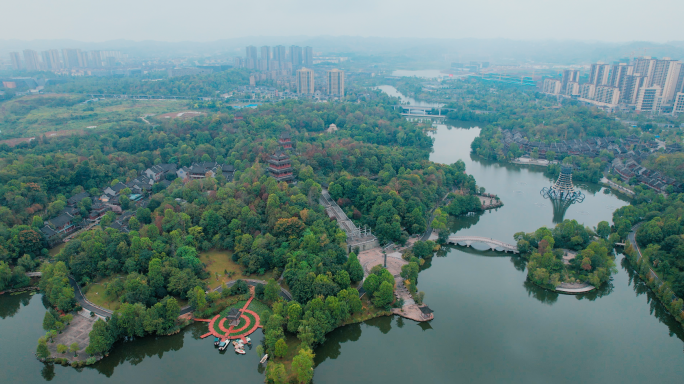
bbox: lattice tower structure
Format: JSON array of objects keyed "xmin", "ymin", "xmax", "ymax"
[{"xmin": 540, "ymin": 166, "xmax": 585, "ymax": 203}]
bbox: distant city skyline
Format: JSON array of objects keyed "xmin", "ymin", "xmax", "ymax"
[{"xmin": 2, "ymin": 0, "xmax": 682, "ymax": 43}]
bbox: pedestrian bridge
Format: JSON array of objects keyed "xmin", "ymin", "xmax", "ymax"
[{"xmin": 447, "ymin": 236, "xmax": 519, "ymax": 253}]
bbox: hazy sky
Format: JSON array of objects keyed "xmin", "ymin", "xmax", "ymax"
[{"xmin": 3, "ymin": 0, "xmax": 683, "ymax": 42}]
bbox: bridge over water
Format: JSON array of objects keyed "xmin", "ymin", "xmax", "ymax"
[{"xmin": 447, "ymin": 235, "xmax": 518, "ymax": 254}]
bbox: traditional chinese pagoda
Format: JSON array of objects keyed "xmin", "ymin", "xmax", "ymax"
[
  {"xmin": 278, "ymin": 131, "xmax": 293, "ymax": 150},
  {"xmin": 268, "ymin": 148, "xmax": 295, "ymax": 182}
]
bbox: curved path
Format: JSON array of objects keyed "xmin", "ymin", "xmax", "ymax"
[
  {"xmin": 447, "ymin": 235, "xmax": 519, "ymax": 253},
  {"xmin": 67, "ymin": 276, "xmax": 292, "ymax": 318}
]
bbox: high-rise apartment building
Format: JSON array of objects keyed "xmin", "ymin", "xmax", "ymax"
[
  {"xmin": 9, "ymin": 52, "xmax": 22, "ymax": 70},
  {"xmin": 273, "ymin": 45, "xmax": 286, "ymax": 62},
  {"xmin": 261, "ymin": 46, "xmax": 270, "ymax": 62},
  {"xmin": 23, "ymin": 50, "xmax": 41, "ymax": 71},
  {"xmin": 41, "ymin": 50, "xmax": 61, "ymax": 70},
  {"xmin": 673, "ymin": 93, "xmax": 684, "ymax": 115},
  {"xmin": 561, "ymin": 70, "xmax": 580, "ymax": 92},
  {"xmin": 290, "ymin": 46, "xmax": 302, "ymax": 68},
  {"xmin": 78, "ymin": 51, "xmax": 89, "ymax": 67},
  {"xmin": 579, "ymin": 83, "xmax": 596, "ymax": 100},
  {"xmin": 650, "ymin": 59, "xmax": 681, "ymax": 103},
  {"xmin": 296, "ymin": 68, "xmax": 315, "ymax": 94},
  {"xmin": 564, "ymin": 82, "xmax": 580, "ymax": 96},
  {"xmin": 608, "ymin": 63, "xmax": 633, "ymax": 88},
  {"xmin": 246, "ymin": 45, "xmax": 258, "ymax": 61},
  {"xmin": 542, "ymin": 79, "xmax": 561, "ymax": 94},
  {"xmin": 90, "ymin": 51, "xmax": 102, "ymax": 68},
  {"xmin": 327, "ymin": 69, "xmax": 344, "ymax": 97},
  {"xmin": 589, "ymin": 63, "xmax": 611, "ymax": 86},
  {"xmin": 62, "ymin": 49, "xmax": 82, "ymax": 68},
  {"xmin": 636, "ymin": 86, "xmax": 662, "ymax": 112},
  {"xmin": 594, "ymin": 86, "xmax": 620, "ymax": 106},
  {"xmin": 620, "ymin": 74, "xmax": 646, "ymax": 104},
  {"xmin": 304, "ymin": 46, "xmax": 313, "ymax": 67}
]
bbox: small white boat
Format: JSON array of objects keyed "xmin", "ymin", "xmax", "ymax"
[
  {"xmin": 235, "ymin": 348, "xmax": 246, "ymax": 355},
  {"xmin": 218, "ymin": 341, "xmax": 228, "ymax": 351},
  {"xmin": 260, "ymin": 354, "xmax": 269, "ymax": 364},
  {"xmin": 245, "ymin": 337, "xmax": 251, "ymax": 344}
]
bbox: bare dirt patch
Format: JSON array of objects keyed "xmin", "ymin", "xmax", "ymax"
[{"xmin": 157, "ymin": 111, "xmax": 206, "ymax": 120}]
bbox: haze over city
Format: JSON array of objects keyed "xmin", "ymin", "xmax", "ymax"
[{"xmin": 2, "ymin": 0, "xmax": 683, "ymax": 42}]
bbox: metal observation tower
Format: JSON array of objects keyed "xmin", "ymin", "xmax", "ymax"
[{"xmin": 540, "ymin": 166, "xmax": 585, "ymax": 222}]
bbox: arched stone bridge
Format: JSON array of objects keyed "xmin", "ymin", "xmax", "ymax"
[{"xmin": 447, "ymin": 236, "xmax": 519, "ymax": 254}]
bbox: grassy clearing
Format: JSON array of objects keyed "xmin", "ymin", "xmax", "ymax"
[
  {"xmin": 199, "ymin": 249, "xmax": 278, "ymax": 289},
  {"xmin": 247, "ymin": 299, "xmax": 270, "ymax": 316},
  {"xmin": 0, "ymin": 95, "xmax": 187, "ymax": 138},
  {"xmin": 83, "ymin": 274, "xmax": 124, "ymax": 311},
  {"xmin": 48, "ymin": 243, "xmax": 65, "ymax": 257}
]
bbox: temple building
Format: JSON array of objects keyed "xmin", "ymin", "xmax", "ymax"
[
  {"xmin": 268, "ymin": 149, "xmax": 295, "ymax": 182},
  {"xmin": 278, "ymin": 131, "xmax": 293, "ymax": 149}
]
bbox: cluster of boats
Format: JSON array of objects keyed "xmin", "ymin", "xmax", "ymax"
[{"xmin": 214, "ymin": 336, "xmax": 251, "ymax": 354}]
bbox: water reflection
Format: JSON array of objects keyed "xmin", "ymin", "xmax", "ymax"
[
  {"xmin": 0, "ymin": 292, "xmax": 35, "ymax": 319},
  {"xmin": 622, "ymin": 258, "xmax": 684, "ymax": 342},
  {"xmin": 549, "ymin": 197, "xmax": 574, "ymax": 224},
  {"xmin": 314, "ymin": 323, "xmax": 363, "ymax": 366},
  {"xmin": 522, "ymin": 280, "xmax": 559, "ymax": 305},
  {"xmin": 41, "ymin": 363, "xmax": 56, "ymax": 381},
  {"xmin": 91, "ymin": 324, "xmax": 187, "ymax": 377}
]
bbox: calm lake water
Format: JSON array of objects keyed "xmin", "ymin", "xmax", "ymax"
[
  {"xmin": 376, "ymin": 85, "xmax": 444, "ymax": 108},
  {"xmin": 2, "ymin": 104, "xmax": 684, "ymax": 383},
  {"xmin": 311, "ymin": 97, "xmax": 684, "ymax": 382}
]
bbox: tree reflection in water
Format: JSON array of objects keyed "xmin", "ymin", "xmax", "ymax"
[
  {"xmin": 90, "ymin": 322, "xmax": 187, "ymax": 377},
  {"xmin": 41, "ymin": 363, "xmax": 55, "ymax": 381},
  {"xmin": 0, "ymin": 292, "xmax": 35, "ymax": 319},
  {"xmin": 523, "ymin": 280, "xmax": 559, "ymax": 305},
  {"xmin": 313, "ymin": 322, "xmax": 362, "ymax": 366},
  {"xmin": 622, "ymin": 257, "xmax": 684, "ymax": 342}
]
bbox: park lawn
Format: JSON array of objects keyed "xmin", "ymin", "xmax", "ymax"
[
  {"xmin": 84, "ymin": 274, "xmax": 124, "ymax": 311},
  {"xmin": 200, "ymin": 249, "xmax": 278, "ymax": 289},
  {"xmin": 247, "ymin": 299, "xmax": 270, "ymax": 316}
]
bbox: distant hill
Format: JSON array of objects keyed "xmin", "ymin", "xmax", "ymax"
[{"xmin": 2, "ymin": 37, "xmax": 683, "ymax": 65}]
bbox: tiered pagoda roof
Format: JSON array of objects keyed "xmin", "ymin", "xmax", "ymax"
[
  {"xmin": 278, "ymin": 131, "xmax": 293, "ymax": 149},
  {"xmin": 268, "ymin": 148, "xmax": 294, "ymax": 182}
]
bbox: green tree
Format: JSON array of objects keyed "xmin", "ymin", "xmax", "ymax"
[
  {"xmin": 267, "ymin": 362, "xmax": 287, "ymax": 384},
  {"xmin": 70, "ymin": 342, "xmax": 79, "ymax": 356},
  {"xmin": 362, "ymin": 274, "xmax": 379, "ymax": 295},
  {"xmin": 264, "ymin": 278, "xmax": 280, "ymax": 303},
  {"xmin": 292, "ymin": 347, "xmax": 315, "ymax": 383},
  {"xmin": 86, "ymin": 319, "xmax": 113, "ymax": 355},
  {"xmin": 57, "ymin": 344, "xmax": 67, "ymax": 354},
  {"xmin": 274, "ymin": 338, "xmax": 288, "ymax": 358},
  {"xmin": 42, "ymin": 311, "xmax": 56, "ymax": 331},
  {"xmin": 188, "ymin": 286, "xmax": 207, "ymax": 312},
  {"xmin": 287, "ymin": 303, "xmax": 303, "ymax": 333},
  {"xmin": 596, "ymin": 221, "xmax": 610, "ymax": 240},
  {"xmin": 372, "ymin": 281, "xmax": 394, "ymax": 308},
  {"xmin": 346, "ymin": 253, "xmax": 364, "ymax": 282},
  {"xmin": 36, "ymin": 340, "xmax": 50, "ymax": 359}
]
